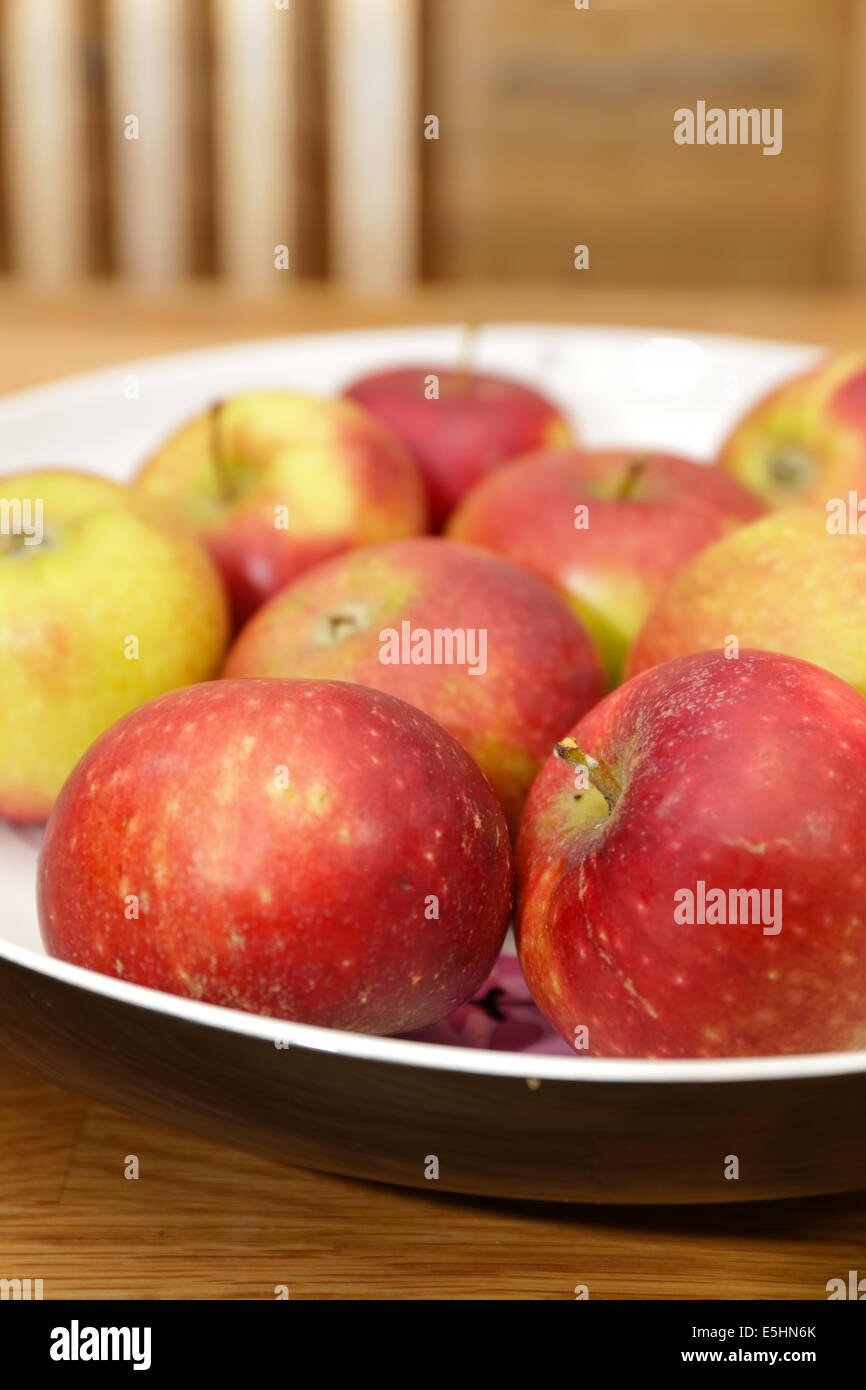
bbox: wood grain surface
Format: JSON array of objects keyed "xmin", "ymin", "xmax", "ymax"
[{"xmin": 1, "ymin": 280, "xmax": 865, "ymax": 1300}]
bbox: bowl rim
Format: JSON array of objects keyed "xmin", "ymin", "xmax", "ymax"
[
  {"xmin": 0, "ymin": 319, "xmax": 823, "ymax": 427},
  {"xmin": 5, "ymin": 936, "xmax": 866, "ymax": 1085}
]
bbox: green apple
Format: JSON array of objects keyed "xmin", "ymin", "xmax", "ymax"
[{"xmin": 0, "ymin": 469, "xmax": 229, "ymax": 822}]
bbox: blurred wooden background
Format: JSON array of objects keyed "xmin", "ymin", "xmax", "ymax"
[{"xmin": 0, "ymin": 0, "xmax": 864, "ymax": 291}]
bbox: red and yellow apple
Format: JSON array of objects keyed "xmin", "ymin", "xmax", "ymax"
[
  {"xmin": 343, "ymin": 366, "xmax": 571, "ymax": 527},
  {"xmin": 628, "ymin": 509, "xmax": 866, "ymax": 692},
  {"xmin": 0, "ymin": 468, "xmax": 229, "ymax": 824},
  {"xmin": 38, "ymin": 678, "xmax": 513, "ymax": 1034},
  {"xmin": 447, "ymin": 448, "xmax": 763, "ymax": 684},
  {"xmin": 223, "ymin": 536, "xmax": 604, "ymax": 834},
  {"xmin": 718, "ymin": 352, "xmax": 866, "ymax": 509},
  {"xmin": 134, "ymin": 390, "xmax": 428, "ymax": 626},
  {"xmin": 516, "ymin": 649, "xmax": 866, "ymax": 1058}
]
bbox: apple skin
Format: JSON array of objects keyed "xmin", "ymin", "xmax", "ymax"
[
  {"xmin": 342, "ymin": 366, "xmax": 571, "ymax": 527},
  {"xmin": 0, "ymin": 469, "xmax": 229, "ymax": 824},
  {"xmin": 446, "ymin": 448, "xmax": 764, "ymax": 685},
  {"xmin": 516, "ymin": 649, "xmax": 866, "ymax": 1058},
  {"xmin": 134, "ymin": 390, "xmax": 428, "ymax": 627},
  {"xmin": 628, "ymin": 509, "xmax": 866, "ymax": 693},
  {"xmin": 38, "ymin": 678, "xmax": 513, "ymax": 1034},
  {"xmin": 718, "ymin": 352, "xmax": 866, "ymax": 509},
  {"xmin": 223, "ymin": 536, "xmax": 604, "ymax": 835}
]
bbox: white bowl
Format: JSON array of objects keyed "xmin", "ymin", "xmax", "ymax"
[{"xmin": 4, "ymin": 322, "xmax": 861, "ymax": 1205}]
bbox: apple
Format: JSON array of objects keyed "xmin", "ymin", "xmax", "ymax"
[
  {"xmin": 134, "ymin": 390, "xmax": 428, "ymax": 627},
  {"xmin": 516, "ymin": 648, "xmax": 866, "ymax": 1058},
  {"xmin": 628, "ymin": 509, "xmax": 866, "ymax": 692},
  {"xmin": 0, "ymin": 468, "xmax": 229, "ymax": 824},
  {"xmin": 38, "ymin": 678, "xmax": 513, "ymax": 1034},
  {"xmin": 718, "ymin": 351, "xmax": 866, "ymax": 509},
  {"xmin": 223, "ymin": 536, "xmax": 604, "ymax": 834},
  {"xmin": 342, "ymin": 366, "xmax": 571, "ymax": 527},
  {"xmin": 446, "ymin": 448, "xmax": 763, "ymax": 685}
]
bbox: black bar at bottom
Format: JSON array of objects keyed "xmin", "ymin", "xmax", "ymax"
[{"xmin": 0, "ymin": 1297, "xmax": 860, "ymax": 1375}]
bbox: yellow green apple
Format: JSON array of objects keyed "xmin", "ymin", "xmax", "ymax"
[
  {"xmin": 0, "ymin": 468, "xmax": 229, "ymax": 822},
  {"xmin": 628, "ymin": 509, "xmax": 866, "ymax": 691}
]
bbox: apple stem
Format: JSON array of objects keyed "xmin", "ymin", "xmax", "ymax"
[
  {"xmin": 327, "ymin": 612, "xmax": 360, "ymax": 642},
  {"xmin": 208, "ymin": 401, "xmax": 235, "ymax": 502},
  {"xmin": 615, "ymin": 454, "xmax": 648, "ymax": 501},
  {"xmin": 554, "ymin": 737, "xmax": 621, "ymax": 810}
]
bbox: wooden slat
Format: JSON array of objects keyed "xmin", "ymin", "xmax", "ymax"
[
  {"xmin": 186, "ymin": 0, "xmax": 217, "ymax": 278},
  {"xmin": 0, "ymin": 0, "xmax": 88, "ymax": 282},
  {"xmin": 833, "ymin": 0, "xmax": 866, "ymax": 288},
  {"xmin": 212, "ymin": 0, "xmax": 295, "ymax": 286},
  {"xmin": 326, "ymin": 0, "xmax": 420, "ymax": 292},
  {"xmin": 81, "ymin": 0, "xmax": 113, "ymax": 276},
  {"xmin": 104, "ymin": 0, "xmax": 190, "ymax": 282}
]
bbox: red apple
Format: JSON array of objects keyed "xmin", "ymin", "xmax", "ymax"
[
  {"xmin": 134, "ymin": 391, "xmax": 428, "ymax": 627},
  {"xmin": 718, "ymin": 352, "xmax": 866, "ymax": 509},
  {"xmin": 343, "ymin": 366, "xmax": 571, "ymax": 526},
  {"xmin": 38, "ymin": 679, "xmax": 512, "ymax": 1034},
  {"xmin": 516, "ymin": 649, "xmax": 866, "ymax": 1058},
  {"xmin": 223, "ymin": 536, "xmax": 604, "ymax": 834},
  {"xmin": 447, "ymin": 448, "xmax": 764, "ymax": 685}
]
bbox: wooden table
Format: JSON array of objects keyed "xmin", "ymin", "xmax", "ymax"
[{"xmin": 2, "ymin": 280, "xmax": 865, "ymax": 1300}]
